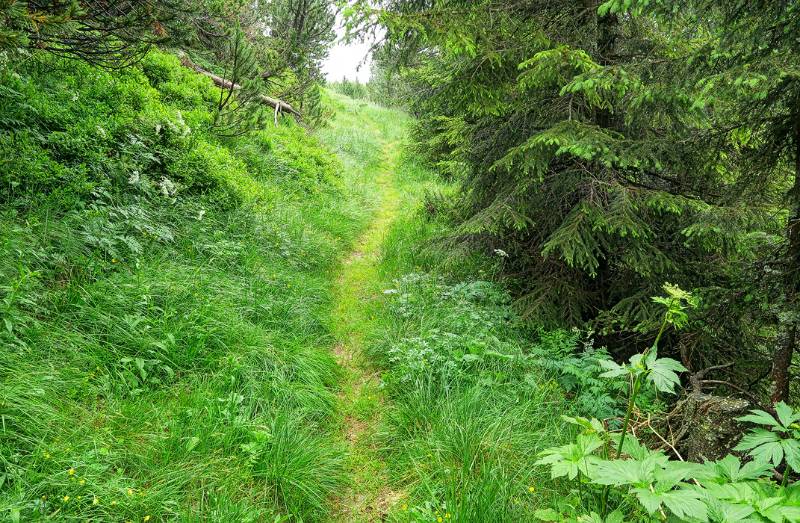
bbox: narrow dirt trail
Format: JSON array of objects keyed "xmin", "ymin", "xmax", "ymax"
[{"xmin": 330, "ymin": 141, "xmax": 403, "ymax": 522}]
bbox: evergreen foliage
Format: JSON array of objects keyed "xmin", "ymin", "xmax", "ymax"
[{"xmin": 364, "ymin": 0, "xmax": 793, "ymax": 399}]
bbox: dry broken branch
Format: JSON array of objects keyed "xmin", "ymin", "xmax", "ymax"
[{"xmin": 175, "ymin": 51, "xmax": 300, "ymax": 118}]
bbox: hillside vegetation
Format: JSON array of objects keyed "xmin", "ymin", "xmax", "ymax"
[
  {"xmin": 0, "ymin": 49, "xmax": 389, "ymax": 521},
  {"xmin": 1, "ymin": 1, "xmax": 799, "ymax": 522}
]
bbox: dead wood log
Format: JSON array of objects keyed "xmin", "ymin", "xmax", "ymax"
[{"xmin": 175, "ymin": 51, "xmax": 300, "ymax": 118}]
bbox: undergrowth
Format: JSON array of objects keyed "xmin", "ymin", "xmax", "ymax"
[
  {"xmin": 0, "ymin": 51, "xmax": 384, "ymax": 521},
  {"xmin": 356, "ymin": 152, "xmax": 613, "ymax": 521}
]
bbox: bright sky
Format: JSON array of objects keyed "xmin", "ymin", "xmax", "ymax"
[{"xmin": 322, "ymin": 22, "xmax": 374, "ymax": 83}]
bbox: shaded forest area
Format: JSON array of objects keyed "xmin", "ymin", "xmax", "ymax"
[{"xmin": 353, "ymin": 0, "xmax": 799, "ymax": 410}]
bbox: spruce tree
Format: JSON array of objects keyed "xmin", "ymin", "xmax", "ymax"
[
  {"xmin": 370, "ymin": 0, "xmax": 780, "ymax": 379},
  {"xmin": 599, "ymin": 0, "xmax": 799, "ymax": 402}
]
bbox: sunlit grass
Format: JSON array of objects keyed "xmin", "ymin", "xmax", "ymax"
[{"xmin": 0, "ymin": 68, "xmax": 396, "ymax": 520}]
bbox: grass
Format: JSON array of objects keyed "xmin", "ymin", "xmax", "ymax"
[
  {"xmin": 1, "ymin": 52, "xmax": 586, "ymax": 522},
  {"xmin": 320, "ymin": 93, "xmax": 409, "ymax": 521},
  {"xmin": 0, "ymin": 54, "xmax": 387, "ymax": 521},
  {"xmin": 343, "ymin": 135, "xmax": 581, "ymax": 521}
]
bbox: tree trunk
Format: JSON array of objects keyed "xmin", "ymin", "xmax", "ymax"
[{"xmin": 771, "ymin": 107, "xmax": 800, "ymax": 403}]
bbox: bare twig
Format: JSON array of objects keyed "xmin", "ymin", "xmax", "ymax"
[{"xmin": 175, "ymin": 51, "xmax": 300, "ymax": 117}]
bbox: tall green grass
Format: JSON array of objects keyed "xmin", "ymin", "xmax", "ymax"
[
  {"xmin": 0, "ymin": 53, "xmax": 389, "ymax": 521},
  {"xmin": 360, "ymin": 153, "xmax": 582, "ymax": 521}
]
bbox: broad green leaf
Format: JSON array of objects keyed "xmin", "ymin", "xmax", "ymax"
[
  {"xmin": 734, "ymin": 428, "xmax": 781, "ymax": 451},
  {"xmin": 775, "ymin": 402, "xmax": 799, "ymax": 428},
  {"xmin": 756, "ymin": 496, "xmax": 797, "ymax": 522},
  {"xmin": 562, "ymin": 415, "xmax": 606, "ymax": 434},
  {"xmin": 737, "ymin": 409, "xmax": 782, "ymax": 429},
  {"xmin": 644, "ymin": 348, "xmax": 658, "ymax": 368},
  {"xmin": 536, "ymin": 434, "xmax": 604, "ymax": 479},
  {"xmin": 590, "ymin": 455, "xmax": 661, "ymax": 486},
  {"xmin": 704, "ymin": 482, "xmax": 760, "ymax": 505},
  {"xmin": 609, "ymin": 432, "xmax": 658, "ymax": 461},
  {"xmin": 708, "ymin": 454, "xmax": 772, "ymax": 482},
  {"xmin": 735, "ymin": 429, "xmax": 784, "ymax": 466},
  {"xmin": 630, "ymin": 352, "xmax": 645, "ymax": 369},
  {"xmin": 782, "ymin": 438, "xmax": 800, "ymax": 471},
  {"xmin": 749, "ymin": 440, "xmax": 784, "ymax": 467},
  {"xmin": 598, "ymin": 359, "xmax": 627, "ymax": 378},
  {"xmin": 661, "ymin": 488, "xmax": 709, "ymax": 522},
  {"xmin": 632, "ymin": 487, "xmax": 663, "ymax": 515},
  {"xmin": 605, "ymin": 511, "xmax": 625, "ymax": 523},
  {"xmin": 708, "ymin": 501, "xmax": 755, "ymax": 523},
  {"xmin": 632, "ymin": 487, "xmax": 708, "ymax": 521},
  {"xmin": 656, "ymin": 460, "xmax": 708, "ymax": 487},
  {"xmin": 646, "ymin": 356, "xmax": 686, "ymax": 394}
]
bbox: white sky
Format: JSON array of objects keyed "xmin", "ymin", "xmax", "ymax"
[{"xmin": 322, "ymin": 21, "xmax": 374, "ymax": 83}]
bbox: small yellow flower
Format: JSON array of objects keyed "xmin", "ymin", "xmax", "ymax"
[
  {"xmin": 68, "ymin": 468, "xmax": 76, "ymax": 475},
  {"xmin": 63, "ymin": 495, "xmax": 70, "ymax": 502},
  {"xmin": 41, "ymin": 495, "xmax": 47, "ymax": 501},
  {"xmin": 112, "ymin": 259, "xmax": 118, "ymax": 263},
  {"xmin": 79, "ymin": 479, "xmax": 86, "ymax": 485},
  {"xmin": 43, "ymin": 452, "xmax": 51, "ymax": 459},
  {"xmin": 93, "ymin": 496, "xmax": 100, "ymax": 505},
  {"xmin": 528, "ymin": 486, "xmax": 535, "ymax": 493},
  {"xmin": 446, "ymin": 514, "xmax": 451, "ymax": 519},
  {"xmin": 402, "ymin": 504, "xmax": 408, "ymax": 511},
  {"xmin": 127, "ymin": 488, "xmax": 134, "ymax": 496},
  {"xmin": 144, "ymin": 516, "xmax": 151, "ymax": 522},
  {"xmin": 438, "ymin": 518, "xmax": 443, "ymax": 523},
  {"xmin": 111, "ymin": 501, "xmax": 118, "ymax": 506}
]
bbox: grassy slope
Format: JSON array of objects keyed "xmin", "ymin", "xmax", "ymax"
[
  {"xmin": 0, "ymin": 50, "xmax": 578, "ymax": 521},
  {"xmin": 343, "ymin": 114, "xmax": 577, "ymax": 521},
  {"xmin": 0, "ymin": 56, "xmax": 384, "ymax": 521}
]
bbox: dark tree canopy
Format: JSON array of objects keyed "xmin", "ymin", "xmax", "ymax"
[{"xmin": 361, "ymin": 0, "xmax": 797, "ymax": 402}]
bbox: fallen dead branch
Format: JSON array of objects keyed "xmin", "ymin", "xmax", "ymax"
[{"xmin": 175, "ymin": 51, "xmax": 300, "ymax": 118}]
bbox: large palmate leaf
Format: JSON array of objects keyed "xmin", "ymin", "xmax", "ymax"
[
  {"xmin": 738, "ymin": 409, "xmax": 785, "ymax": 430},
  {"xmin": 705, "ymin": 500, "xmax": 755, "ymax": 523},
  {"xmin": 775, "ymin": 402, "xmax": 800, "ymax": 429},
  {"xmin": 734, "ymin": 429, "xmax": 784, "ymax": 466},
  {"xmin": 704, "ymin": 454, "xmax": 773, "ymax": 483},
  {"xmin": 632, "ymin": 486, "xmax": 708, "ymax": 521},
  {"xmin": 598, "ymin": 358, "xmax": 628, "ymax": 379},
  {"xmin": 783, "ymin": 439, "xmax": 800, "ymax": 472},
  {"xmin": 536, "ymin": 433, "xmax": 604, "ymax": 479},
  {"xmin": 590, "ymin": 454, "xmax": 665, "ymax": 487},
  {"xmin": 644, "ymin": 350, "xmax": 686, "ymax": 394}
]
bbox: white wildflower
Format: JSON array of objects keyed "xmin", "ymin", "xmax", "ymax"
[{"xmin": 159, "ymin": 177, "xmax": 177, "ymax": 197}]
